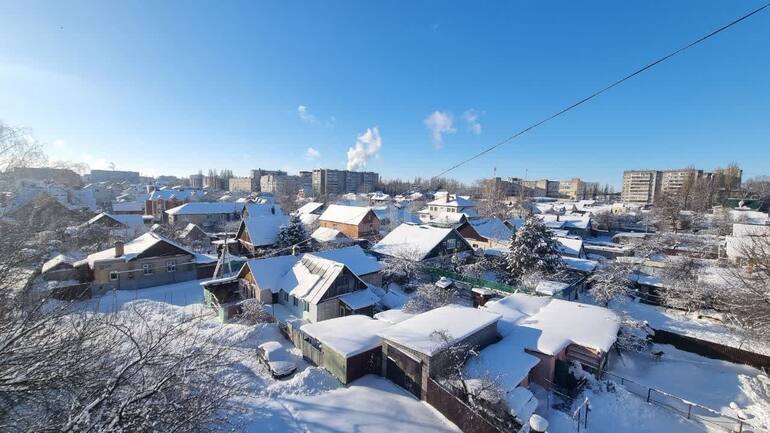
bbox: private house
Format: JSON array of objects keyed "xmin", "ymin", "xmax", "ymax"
[
  {"xmin": 459, "ymin": 217, "xmax": 513, "ymax": 249},
  {"xmin": 234, "ymin": 212, "xmax": 289, "ymax": 257},
  {"xmin": 482, "ymin": 294, "xmax": 619, "ymax": 390},
  {"xmin": 378, "ymin": 305, "xmax": 501, "ymax": 399},
  {"xmin": 295, "ymin": 201, "xmax": 326, "ymax": 226},
  {"xmin": 310, "ymin": 227, "xmax": 354, "ymax": 248},
  {"xmin": 318, "ymin": 204, "xmax": 380, "ymax": 240},
  {"xmin": 179, "ymin": 223, "xmax": 211, "ymax": 250},
  {"xmin": 298, "ymin": 315, "xmax": 391, "ymax": 384},
  {"xmin": 111, "ymin": 201, "xmax": 144, "ymax": 215},
  {"xmin": 145, "ymin": 188, "xmax": 205, "ymax": 222},
  {"xmin": 41, "ymin": 254, "xmax": 80, "ymax": 281},
  {"xmin": 418, "ymin": 192, "xmax": 479, "ymax": 223},
  {"xmin": 165, "ymin": 202, "xmax": 242, "ymax": 226},
  {"xmin": 75, "ymin": 232, "xmax": 205, "ymax": 293},
  {"xmin": 87, "ymin": 212, "xmax": 146, "ymax": 236},
  {"xmin": 312, "ymin": 245, "xmax": 383, "ymax": 286},
  {"xmin": 371, "ymin": 223, "xmax": 473, "ymax": 261},
  {"xmin": 233, "ymin": 253, "xmax": 379, "ymax": 323},
  {"xmin": 555, "ymin": 236, "xmax": 586, "ymax": 258}
]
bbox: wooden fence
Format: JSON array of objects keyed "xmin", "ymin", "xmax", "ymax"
[
  {"xmin": 425, "ymin": 378, "xmax": 513, "ymax": 433},
  {"xmin": 653, "ymin": 329, "xmax": 770, "ymax": 370}
]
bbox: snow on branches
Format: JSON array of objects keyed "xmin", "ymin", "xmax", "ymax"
[{"xmin": 505, "ymin": 217, "xmax": 562, "ymax": 283}]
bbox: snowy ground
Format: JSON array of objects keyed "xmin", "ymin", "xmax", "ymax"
[
  {"xmin": 80, "ymin": 278, "xmax": 207, "ymax": 313},
  {"xmin": 87, "ymin": 283, "xmax": 461, "ymax": 433}
]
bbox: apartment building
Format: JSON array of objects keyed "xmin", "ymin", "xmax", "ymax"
[
  {"xmin": 311, "ymin": 169, "xmax": 379, "ymax": 196},
  {"xmin": 228, "ymin": 176, "xmax": 257, "ymax": 193},
  {"xmin": 558, "ymin": 178, "xmax": 600, "ymax": 200},
  {"xmin": 621, "ymin": 167, "xmax": 742, "ymax": 204},
  {"xmin": 260, "ymin": 174, "xmax": 301, "ymax": 195}
]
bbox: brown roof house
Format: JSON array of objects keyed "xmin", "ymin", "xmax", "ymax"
[
  {"xmin": 318, "ymin": 204, "xmax": 380, "ymax": 241},
  {"xmin": 75, "ymin": 232, "xmax": 212, "ymax": 294}
]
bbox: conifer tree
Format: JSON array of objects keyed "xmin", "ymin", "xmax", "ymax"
[{"xmin": 506, "ymin": 217, "xmax": 562, "ymax": 282}]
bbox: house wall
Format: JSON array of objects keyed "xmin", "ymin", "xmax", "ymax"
[
  {"xmin": 319, "ymin": 211, "xmax": 380, "ymax": 240},
  {"xmin": 358, "ymin": 271, "xmax": 382, "ymax": 287},
  {"xmin": 524, "ymin": 348, "xmax": 568, "ymax": 389},
  {"xmin": 91, "ymin": 254, "xmax": 196, "ymax": 293},
  {"xmin": 425, "ymin": 230, "xmax": 472, "ymax": 259},
  {"xmin": 169, "ymin": 212, "xmax": 238, "ymax": 226}
]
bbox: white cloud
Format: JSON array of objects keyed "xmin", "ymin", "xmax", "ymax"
[
  {"xmin": 297, "ymin": 105, "xmax": 318, "ymax": 124},
  {"xmin": 462, "ymin": 109, "xmax": 483, "ymax": 135},
  {"xmin": 305, "ymin": 147, "xmax": 321, "ymax": 160},
  {"xmin": 52, "ymin": 138, "xmax": 66, "ymax": 149},
  {"xmin": 424, "ymin": 111, "xmax": 456, "ymax": 149},
  {"xmin": 346, "ymin": 127, "xmax": 382, "ymax": 171}
]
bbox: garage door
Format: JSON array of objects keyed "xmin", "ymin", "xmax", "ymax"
[{"xmin": 385, "ymin": 347, "xmax": 422, "ymax": 398}]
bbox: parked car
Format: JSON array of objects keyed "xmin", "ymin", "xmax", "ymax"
[{"xmin": 257, "ymin": 341, "xmax": 297, "ymax": 379}]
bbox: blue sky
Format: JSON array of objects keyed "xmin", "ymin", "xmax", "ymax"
[{"xmin": 1, "ymin": 1, "xmax": 768, "ymax": 188}]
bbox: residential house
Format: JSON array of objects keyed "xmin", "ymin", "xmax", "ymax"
[
  {"xmin": 295, "ymin": 201, "xmax": 326, "ymax": 226},
  {"xmin": 74, "ymin": 232, "xmax": 209, "ymax": 293},
  {"xmin": 112, "ymin": 201, "xmax": 145, "ymax": 215},
  {"xmin": 144, "ymin": 188, "xmax": 205, "ymax": 222},
  {"xmin": 179, "ymin": 223, "xmax": 212, "ymax": 250},
  {"xmin": 234, "ymin": 212, "xmax": 289, "ymax": 257},
  {"xmin": 312, "ymin": 245, "xmax": 383, "ymax": 286},
  {"xmin": 482, "ymin": 294, "xmax": 619, "ymax": 389},
  {"xmin": 234, "ymin": 253, "xmax": 379, "ymax": 322},
  {"xmin": 371, "ymin": 223, "xmax": 472, "ymax": 261},
  {"xmin": 377, "ymin": 305, "xmax": 501, "ymax": 399},
  {"xmin": 86, "ymin": 212, "xmax": 147, "ymax": 238},
  {"xmin": 554, "ymin": 236, "xmax": 586, "ymax": 258},
  {"xmin": 298, "ymin": 315, "xmax": 390, "ymax": 384},
  {"xmin": 165, "ymin": 202, "xmax": 241, "ymax": 227},
  {"xmin": 459, "ymin": 217, "xmax": 513, "ymax": 249},
  {"xmin": 318, "ymin": 204, "xmax": 380, "ymax": 240},
  {"xmin": 310, "ymin": 227, "xmax": 354, "ymax": 248},
  {"xmin": 418, "ymin": 192, "xmax": 478, "ymax": 223}
]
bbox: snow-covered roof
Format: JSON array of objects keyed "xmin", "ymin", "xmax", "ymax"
[
  {"xmin": 481, "ymin": 293, "xmax": 551, "ymax": 336},
  {"xmin": 373, "ymin": 309, "xmax": 415, "ymax": 325},
  {"xmin": 427, "ymin": 194, "xmax": 476, "ymax": 208},
  {"xmin": 240, "ymin": 213, "xmax": 289, "ymax": 247},
  {"xmin": 87, "ymin": 212, "xmax": 145, "ymax": 229},
  {"xmin": 166, "ymin": 202, "xmax": 240, "ymax": 215},
  {"xmin": 535, "ymin": 280, "xmax": 570, "ymax": 296},
  {"xmin": 371, "ymin": 223, "xmax": 467, "ymax": 261},
  {"xmin": 300, "ymin": 213, "xmax": 320, "ymax": 226},
  {"xmin": 148, "ymin": 189, "xmax": 204, "ymax": 202},
  {"xmin": 555, "ymin": 236, "xmax": 583, "ymax": 257},
  {"xmin": 339, "ymin": 287, "xmax": 381, "ymax": 310},
  {"xmin": 296, "ymin": 201, "xmax": 325, "ymax": 215},
  {"xmin": 539, "ymin": 214, "xmax": 591, "ymax": 230},
  {"xmin": 732, "ymin": 223, "xmax": 770, "ymax": 237},
  {"xmin": 300, "ymin": 315, "xmax": 391, "ymax": 357},
  {"xmin": 84, "ymin": 232, "xmax": 194, "ymax": 267},
  {"xmin": 378, "ymin": 305, "xmax": 500, "ymax": 356},
  {"xmin": 111, "ymin": 201, "xmax": 144, "ymax": 212},
  {"xmin": 511, "ymin": 298, "xmax": 620, "ymax": 355},
  {"xmin": 179, "ymin": 222, "xmax": 206, "ymax": 238},
  {"xmin": 312, "ymin": 245, "xmax": 382, "ymax": 276},
  {"xmin": 311, "ymin": 227, "xmax": 350, "ymax": 243},
  {"xmin": 470, "ymin": 218, "xmax": 512, "ymax": 242},
  {"xmin": 505, "ymin": 217, "xmax": 526, "ymax": 230},
  {"xmin": 241, "ymin": 252, "xmax": 368, "ymax": 306},
  {"xmin": 319, "ymin": 204, "xmax": 374, "ymax": 225},
  {"xmin": 422, "ymin": 212, "xmax": 467, "ymax": 226},
  {"xmin": 561, "ymin": 256, "xmax": 598, "ymax": 273},
  {"xmin": 464, "ymin": 336, "xmax": 541, "ymax": 391},
  {"xmin": 42, "ymin": 253, "xmax": 76, "ymax": 273},
  {"xmin": 728, "ymin": 209, "xmax": 769, "ymax": 225}
]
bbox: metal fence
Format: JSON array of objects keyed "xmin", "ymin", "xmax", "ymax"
[
  {"xmin": 424, "ymin": 267, "xmax": 524, "ymax": 293},
  {"xmin": 602, "ymin": 371, "xmax": 766, "ymax": 433}
]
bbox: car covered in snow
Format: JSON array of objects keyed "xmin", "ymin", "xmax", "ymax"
[{"xmin": 257, "ymin": 341, "xmax": 297, "ymax": 379}]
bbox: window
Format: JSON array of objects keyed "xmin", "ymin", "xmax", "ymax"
[
  {"xmin": 446, "ymin": 238, "xmax": 456, "ymax": 250},
  {"xmin": 303, "ymin": 301, "xmax": 309, "ymax": 312},
  {"xmin": 293, "ymin": 296, "xmax": 298, "ymax": 307},
  {"xmin": 142, "ymin": 263, "xmax": 153, "ymax": 276},
  {"xmin": 109, "ymin": 271, "xmax": 118, "ymax": 281},
  {"xmin": 166, "ymin": 260, "xmax": 176, "ymax": 272}
]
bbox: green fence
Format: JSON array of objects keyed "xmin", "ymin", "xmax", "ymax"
[{"xmin": 424, "ymin": 267, "xmax": 527, "ymax": 294}]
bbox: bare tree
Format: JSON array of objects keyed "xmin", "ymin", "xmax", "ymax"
[
  {"xmin": 659, "ymin": 257, "xmax": 717, "ymax": 312},
  {"xmin": 0, "ymin": 120, "xmax": 47, "ymax": 173},
  {"xmin": 379, "ymin": 248, "xmax": 425, "ymax": 289},
  {"xmin": 718, "ymin": 236, "xmax": 770, "ymax": 343},
  {"xmin": 0, "ymin": 299, "xmax": 249, "ymax": 433},
  {"xmin": 402, "ymin": 283, "xmax": 457, "ymax": 313},
  {"xmin": 236, "ymin": 299, "xmax": 275, "ymax": 325},
  {"xmin": 586, "ymin": 262, "xmax": 633, "ymax": 306}
]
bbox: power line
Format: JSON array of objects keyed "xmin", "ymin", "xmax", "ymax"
[{"xmin": 432, "ymin": 3, "xmax": 770, "ymax": 179}]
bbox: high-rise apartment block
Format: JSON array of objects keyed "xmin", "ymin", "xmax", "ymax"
[{"xmin": 311, "ymin": 169, "xmax": 379, "ymax": 196}]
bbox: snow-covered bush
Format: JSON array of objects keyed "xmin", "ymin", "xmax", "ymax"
[
  {"xmin": 587, "ymin": 262, "xmax": 633, "ymax": 306},
  {"xmin": 237, "ymin": 298, "xmax": 275, "ymax": 325}
]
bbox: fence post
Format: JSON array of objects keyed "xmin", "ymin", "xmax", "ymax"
[
  {"xmin": 687, "ymin": 404, "xmax": 691, "ymax": 419},
  {"xmin": 584, "ymin": 404, "xmax": 589, "ymax": 430},
  {"xmin": 646, "ymin": 388, "xmax": 652, "ymax": 403}
]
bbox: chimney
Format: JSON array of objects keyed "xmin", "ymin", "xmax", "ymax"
[{"xmin": 114, "ymin": 241, "xmax": 125, "ymax": 258}]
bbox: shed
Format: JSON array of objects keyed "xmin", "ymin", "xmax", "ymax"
[{"xmin": 299, "ymin": 315, "xmax": 391, "ymax": 384}]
